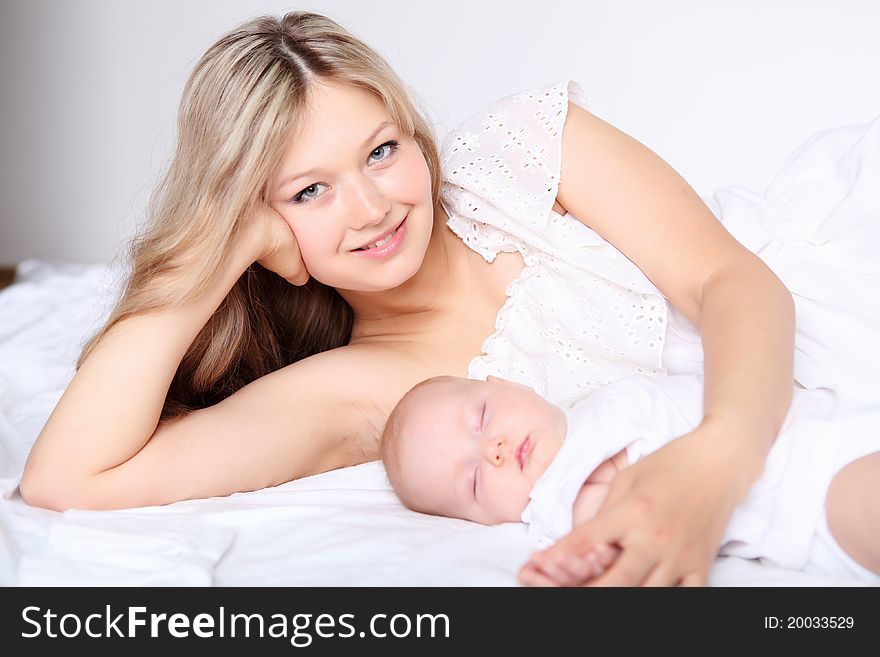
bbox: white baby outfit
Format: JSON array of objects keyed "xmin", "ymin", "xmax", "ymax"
[
  {"xmin": 521, "ymin": 374, "xmax": 880, "ymax": 581},
  {"xmin": 439, "ymin": 80, "xmax": 880, "ymax": 580}
]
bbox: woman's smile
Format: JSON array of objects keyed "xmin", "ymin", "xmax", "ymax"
[{"xmin": 350, "ymin": 214, "xmax": 408, "ymax": 258}]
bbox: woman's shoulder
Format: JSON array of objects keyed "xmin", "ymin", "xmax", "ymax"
[
  {"xmin": 438, "ymin": 79, "xmax": 589, "ymax": 261},
  {"xmin": 301, "ymin": 339, "xmax": 437, "ymax": 420},
  {"xmin": 440, "ymin": 79, "xmax": 589, "ymax": 161},
  {"xmin": 216, "ymin": 342, "xmax": 414, "ymax": 465}
]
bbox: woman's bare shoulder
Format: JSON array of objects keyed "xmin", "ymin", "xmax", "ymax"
[
  {"xmin": 262, "ymin": 340, "xmax": 426, "ymax": 434},
  {"xmin": 302, "ymin": 340, "xmax": 429, "ymax": 414}
]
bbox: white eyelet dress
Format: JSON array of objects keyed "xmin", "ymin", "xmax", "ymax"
[
  {"xmin": 441, "ymin": 80, "xmax": 669, "ymax": 410},
  {"xmin": 440, "ymin": 79, "xmax": 880, "ymax": 415}
]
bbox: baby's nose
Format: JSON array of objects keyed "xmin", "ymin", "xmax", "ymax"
[{"xmin": 484, "ymin": 438, "xmax": 508, "ymax": 467}]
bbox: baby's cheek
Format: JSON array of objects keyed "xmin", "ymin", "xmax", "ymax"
[
  {"xmin": 484, "ymin": 473, "xmax": 531, "ymax": 522},
  {"xmin": 507, "ymin": 481, "xmax": 533, "ymax": 520}
]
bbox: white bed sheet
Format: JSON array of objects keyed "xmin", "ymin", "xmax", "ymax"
[{"xmin": 3, "ymin": 115, "xmax": 879, "ymax": 586}]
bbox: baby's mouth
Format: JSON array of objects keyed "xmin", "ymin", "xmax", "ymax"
[{"xmin": 515, "ymin": 436, "xmax": 531, "ymax": 470}]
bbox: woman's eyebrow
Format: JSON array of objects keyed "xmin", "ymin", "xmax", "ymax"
[{"xmin": 277, "ymin": 121, "xmax": 395, "ymax": 192}]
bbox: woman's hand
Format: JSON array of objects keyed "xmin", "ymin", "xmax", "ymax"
[
  {"xmin": 245, "ymin": 204, "xmax": 309, "ymax": 286},
  {"xmin": 519, "ymin": 425, "xmax": 757, "ymax": 587}
]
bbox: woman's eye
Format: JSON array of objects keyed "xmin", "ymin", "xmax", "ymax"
[
  {"xmin": 291, "ymin": 182, "xmax": 326, "ymax": 205},
  {"xmin": 369, "ymin": 140, "xmax": 400, "ymax": 163},
  {"xmin": 289, "ymin": 140, "xmax": 399, "ymax": 205}
]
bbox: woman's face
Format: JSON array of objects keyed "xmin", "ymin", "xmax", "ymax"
[{"xmin": 270, "ymin": 81, "xmax": 434, "ymax": 292}]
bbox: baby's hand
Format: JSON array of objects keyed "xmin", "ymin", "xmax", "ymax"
[{"xmin": 518, "ymin": 542, "xmax": 620, "ymax": 587}]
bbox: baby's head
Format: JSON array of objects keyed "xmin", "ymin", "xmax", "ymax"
[{"xmin": 381, "ymin": 375, "xmax": 567, "ymax": 524}]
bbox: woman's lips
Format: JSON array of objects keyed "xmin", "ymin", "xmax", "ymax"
[
  {"xmin": 515, "ymin": 436, "xmax": 532, "ymax": 470},
  {"xmin": 349, "ymin": 215, "xmax": 408, "ymax": 259}
]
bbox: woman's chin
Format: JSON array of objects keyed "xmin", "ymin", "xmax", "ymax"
[{"xmin": 330, "ymin": 267, "xmax": 420, "ymax": 294}]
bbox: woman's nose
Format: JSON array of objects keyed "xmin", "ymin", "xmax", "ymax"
[
  {"xmin": 484, "ymin": 437, "xmax": 508, "ymax": 467},
  {"xmin": 348, "ymin": 176, "xmax": 391, "ymax": 230}
]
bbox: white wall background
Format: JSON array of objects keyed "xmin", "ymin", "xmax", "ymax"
[{"xmin": 1, "ymin": 0, "xmax": 878, "ymax": 266}]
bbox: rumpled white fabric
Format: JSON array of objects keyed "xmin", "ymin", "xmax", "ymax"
[
  {"xmin": 663, "ymin": 113, "xmax": 880, "ymax": 413},
  {"xmin": 1, "ymin": 79, "xmax": 878, "ymax": 586}
]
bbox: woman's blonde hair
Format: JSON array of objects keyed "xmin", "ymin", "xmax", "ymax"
[{"xmin": 77, "ymin": 12, "xmax": 442, "ymax": 421}]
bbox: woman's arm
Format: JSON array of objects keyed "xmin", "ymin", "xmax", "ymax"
[
  {"xmin": 556, "ymin": 101, "xmax": 794, "ymax": 481},
  {"xmin": 525, "ymin": 103, "xmax": 795, "ymax": 586},
  {"xmin": 19, "ymin": 207, "xmax": 357, "ymax": 511},
  {"xmin": 20, "ymin": 238, "xmax": 255, "ymax": 508}
]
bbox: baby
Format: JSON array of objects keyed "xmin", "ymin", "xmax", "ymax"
[{"xmin": 380, "ymin": 373, "xmax": 880, "ymax": 585}]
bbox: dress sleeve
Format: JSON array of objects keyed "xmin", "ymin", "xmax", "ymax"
[{"xmin": 440, "ymin": 80, "xmax": 590, "ymax": 262}]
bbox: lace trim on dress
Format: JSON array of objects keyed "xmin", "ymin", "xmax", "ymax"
[{"xmin": 439, "ymin": 80, "xmax": 669, "ymax": 399}]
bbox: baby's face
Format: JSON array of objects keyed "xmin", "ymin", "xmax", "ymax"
[{"xmin": 395, "ymin": 376, "xmax": 567, "ymax": 524}]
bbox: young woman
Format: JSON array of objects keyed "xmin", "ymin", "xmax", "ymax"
[{"xmin": 20, "ymin": 11, "xmax": 810, "ymax": 586}]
